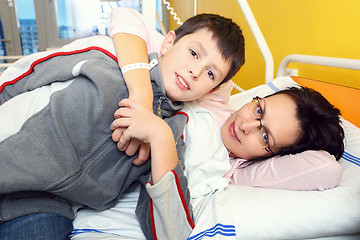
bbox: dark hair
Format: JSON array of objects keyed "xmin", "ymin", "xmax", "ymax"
[
  {"xmin": 244, "ymin": 86, "xmax": 345, "ymax": 167},
  {"xmin": 273, "ymin": 86, "xmax": 344, "ymax": 159},
  {"xmin": 174, "ymin": 13, "xmax": 245, "ymax": 85}
]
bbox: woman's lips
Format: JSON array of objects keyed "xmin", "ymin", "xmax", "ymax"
[{"xmin": 230, "ymin": 122, "xmax": 241, "ymax": 142}]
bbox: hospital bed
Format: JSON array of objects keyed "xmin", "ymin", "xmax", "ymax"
[
  {"xmin": 70, "ymin": 1, "xmax": 360, "ymax": 239},
  {"xmin": 70, "ymin": 58, "xmax": 360, "ymax": 240}
]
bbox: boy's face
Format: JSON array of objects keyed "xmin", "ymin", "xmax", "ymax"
[
  {"xmin": 158, "ymin": 29, "xmax": 231, "ymax": 102},
  {"xmin": 221, "ymin": 94, "xmax": 301, "ymax": 160}
]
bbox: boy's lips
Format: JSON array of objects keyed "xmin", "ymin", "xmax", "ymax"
[
  {"xmin": 176, "ymin": 73, "xmax": 190, "ymax": 90},
  {"xmin": 230, "ymin": 122, "xmax": 241, "ymax": 142}
]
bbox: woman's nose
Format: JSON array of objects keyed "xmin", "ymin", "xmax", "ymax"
[{"xmin": 241, "ymin": 119, "xmax": 260, "ymax": 135}]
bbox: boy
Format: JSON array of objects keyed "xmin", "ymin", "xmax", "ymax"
[{"xmin": 0, "ymin": 13, "xmax": 245, "ymax": 240}]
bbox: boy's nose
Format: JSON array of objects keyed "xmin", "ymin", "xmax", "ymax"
[
  {"xmin": 189, "ymin": 64, "xmax": 205, "ymax": 80},
  {"xmin": 189, "ymin": 70, "xmax": 199, "ymax": 80}
]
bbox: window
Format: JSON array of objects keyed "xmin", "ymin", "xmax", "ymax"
[
  {"xmin": 54, "ymin": 0, "xmax": 142, "ymax": 39},
  {"xmin": 0, "ymin": 11, "xmax": 6, "ymax": 57},
  {"xmin": 14, "ymin": 0, "xmax": 39, "ymax": 54},
  {"xmin": 1, "ymin": 0, "xmax": 166, "ymax": 56}
]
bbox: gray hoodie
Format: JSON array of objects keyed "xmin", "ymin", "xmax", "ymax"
[{"xmin": 0, "ymin": 39, "xmax": 194, "ymax": 239}]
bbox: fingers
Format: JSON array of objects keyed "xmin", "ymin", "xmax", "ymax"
[
  {"xmin": 125, "ymin": 139, "xmax": 142, "ymax": 156},
  {"xmin": 110, "ymin": 116, "xmax": 131, "ymax": 131},
  {"xmin": 111, "ymin": 98, "xmax": 152, "ymax": 160},
  {"xmin": 118, "ymin": 137, "xmax": 150, "ymax": 166},
  {"xmin": 117, "ymin": 130, "xmax": 131, "ymax": 151},
  {"xmin": 133, "ymin": 143, "xmax": 150, "ymax": 166},
  {"xmin": 132, "ymin": 157, "xmax": 146, "ymax": 166},
  {"xmin": 112, "ymin": 99, "xmax": 144, "ymax": 130},
  {"xmin": 112, "ymin": 128, "xmax": 124, "ymax": 141},
  {"xmin": 138, "ymin": 143, "xmax": 150, "ymax": 162},
  {"xmin": 112, "ymin": 108, "xmax": 133, "ymax": 129},
  {"xmin": 113, "ymin": 99, "xmax": 135, "ymax": 120},
  {"xmin": 117, "ymin": 98, "xmax": 141, "ymax": 111},
  {"xmin": 117, "ymin": 139, "xmax": 130, "ymax": 151}
]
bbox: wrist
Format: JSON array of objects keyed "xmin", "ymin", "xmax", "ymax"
[
  {"xmin": 149, "ymin": 121, "xmax": 173, "ymax": 146},
  {"xmin": 123, "ymin": 69, "xmax": 153, "ymax": 107},
  {"xmin": 121, "ymin": 62, "xmax": 149, "ymax": 74},
  {"xmin": 149, "ymin": 123, "xmax": 178, "ymax": 184}
]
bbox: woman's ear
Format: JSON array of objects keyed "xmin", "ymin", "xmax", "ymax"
[{"xmin": 160, "ymin": 31, "xmax": 176, "ymax": 56}]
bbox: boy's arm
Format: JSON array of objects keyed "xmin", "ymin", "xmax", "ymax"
[
  {"xmin": 111, "ymin": 34, "xmax": 153, "ymax": 164},
  {"xmin": 138, "ymin": 163, "xmax": 194, "ymax": 240},
  {"xmin": 110, "ymin": 7, "xmax": 155, "ymax": 163},
  {"xmin": 112, "ymin": 33, "xmax": 153, "ymax": 112},
  {"xmin": 110, "ymin": 6, "xmax": 164, "ymax": 114},
  {"xmin": 112, "ymin": 99, "xmax": 194, "ymax": 239},
  {"xmin": 110, "ymin": 6, "xmax": 163, "ymax": 116},
  {"xmin": 112, "ymin": 98, "xmax": 178, "ymax": 181}
]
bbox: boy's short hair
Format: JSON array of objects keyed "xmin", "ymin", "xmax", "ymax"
[{"xmin": 174, "ymin": 13, "xmax": 245, "ymax": 84}]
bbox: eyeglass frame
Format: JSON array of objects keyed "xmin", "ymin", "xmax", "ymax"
[{"xmin": 253, "ymin": 96, "xmax": 275, "ymax": 155}]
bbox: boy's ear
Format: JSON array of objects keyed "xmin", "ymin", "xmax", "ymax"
[{"xmin": 160, "ymin": 31, "xmax": 176, "ymax": 55}]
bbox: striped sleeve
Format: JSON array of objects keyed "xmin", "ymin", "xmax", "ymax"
[{"xmin": 145, "ymin": 164, "xmax": 194, "ymax": 240}]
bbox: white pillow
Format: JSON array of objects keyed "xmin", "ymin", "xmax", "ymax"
[{"xmin": 223, "ymin": 76, "xmax": 360, "ymax": 239}]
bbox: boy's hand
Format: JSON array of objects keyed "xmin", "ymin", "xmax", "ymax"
[
  {"xmin": 113, "ymin": 99, "xmax": 178, "ymax": 184},
  {"xmin": 112, "ymin": 94, "xmax": 153, "ymax": 165},
  {"xmin": 112, "ymin": 33, "xmax": 153, "ymax": 165},
  {"xmin": 112, "ymin": 127, "xmax": 150, "ymax": 165},
  {"xmin": 111, "ymin": 99, "xmax": 160, "ymax": 165},
  {"xmin": 111, "ymin": 98, "xmax": 168, "ymax": 150}
]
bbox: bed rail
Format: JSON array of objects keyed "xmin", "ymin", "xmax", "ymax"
[
  {"xmin": 237, "ymin": 0, "xmax": 274, "ymax": 83},
  {"xmin": 277, "ymin": 54, "xmax": 360, "ymax": 77}
]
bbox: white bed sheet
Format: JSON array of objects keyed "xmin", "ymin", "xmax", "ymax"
[{"xmin": 71, "ymin": 183, "xmax": 145, "ymax": 240}]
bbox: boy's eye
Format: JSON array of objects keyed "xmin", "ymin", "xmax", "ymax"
[
  {"xmin": 189, "ymin": 49, "xmax": 198, "ymax": 59},
  {"xmin": 207, "ymin": 69, "xmax": 214, "ymax": 80}
]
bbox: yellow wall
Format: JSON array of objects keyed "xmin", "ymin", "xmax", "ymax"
[{"xmin": 168, "ymin": 0, "xmax": 360, "ymax": 90}]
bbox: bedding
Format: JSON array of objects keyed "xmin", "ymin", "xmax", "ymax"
[
  {"xmin": 226, "ymin": 76, "xmax": 360, "ymax": 239},
  {"xmin": 72, "ymin": 76, "xmax": 360, "ymax": 239}
]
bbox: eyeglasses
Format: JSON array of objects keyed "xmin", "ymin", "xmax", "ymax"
[{"xmin": 253, "ymin": 96, "xmax": 275, "ymax": 155}]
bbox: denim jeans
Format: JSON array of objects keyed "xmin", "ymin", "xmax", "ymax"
[{"xmin": 0, "ymin": 213, "xmax": 73, "ymax": 240}]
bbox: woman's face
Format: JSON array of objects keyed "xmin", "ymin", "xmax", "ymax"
[{"xmin": 221, "ymin": 93, "xmax": 301, "ymax": 159}]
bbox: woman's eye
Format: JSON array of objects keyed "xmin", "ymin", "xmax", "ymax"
[
  {"xmin": 207, "ymin": 69, "xmax": 214, "ymax": 80},
  {"xmin": 261, "ymin": 130, "xmax": 269, "ymax": 144},
  {"xmin": 189, "ymin": 49, "xmax": 198, "ymax": 59},
  {"xmin": 256, "ymin": 105, "xmax": 262, "ymax": 117}
]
